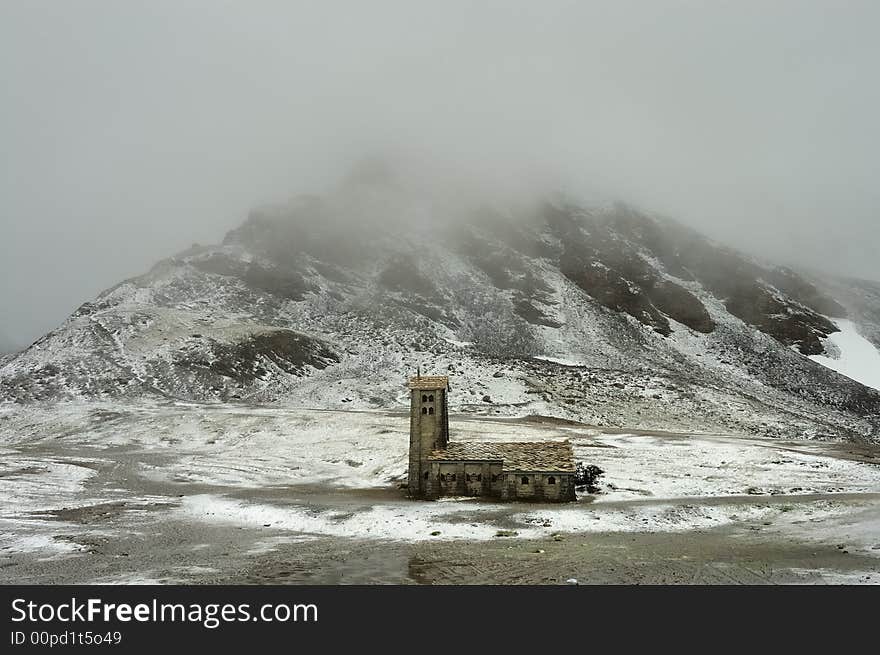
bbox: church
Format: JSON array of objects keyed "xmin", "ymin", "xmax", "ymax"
[{"xmin": 407, "ymin": 374, "xmax": 577, "ymax": 502}]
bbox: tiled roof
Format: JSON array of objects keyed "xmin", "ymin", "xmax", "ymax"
[
  {"xmin": 426, "ymin": 441, "xmax": 575, "ymax": 473},
  {"xmin": 408, "ymin": 375, "xmax": 449, "ymax": 390}
]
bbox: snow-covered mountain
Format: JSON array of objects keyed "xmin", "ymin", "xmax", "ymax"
[{"xmin": 2, "ymin": 177, "xmax": 879, "ymax": 441}]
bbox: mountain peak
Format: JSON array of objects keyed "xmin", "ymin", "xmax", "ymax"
[{"xmin": 2, "ymin": 187, "xmax": 878, "ymax": 441}]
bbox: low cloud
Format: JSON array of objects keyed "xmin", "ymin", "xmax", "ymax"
[{"xmin": 2, "ymin": 1, "xmax": 878, "ymax": 345}]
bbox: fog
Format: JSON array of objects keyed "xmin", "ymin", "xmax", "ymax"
[{"xmin": 2, "ymin": 1, "xmax": 879, "ymax": 350}]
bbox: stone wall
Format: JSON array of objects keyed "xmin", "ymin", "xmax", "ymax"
[
  {"xmin": 500, "ymin": 472, "xmax": 575, "ymax": 502},
  {"xmin": 425, "ymin": 462, "xmax": 574, "ymax": 502},
  {"xmin": 425, "ymin": 461, "xmax": 503, "ymax": 498}
]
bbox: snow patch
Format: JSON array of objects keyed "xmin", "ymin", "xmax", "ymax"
[
  {"xmin": 178, "ymin": 494, "xmax": 528, "ymax": 542},
  {"xmin": 533, "ymin": 355, "xmax": 584, "ymax": 366},
  {"xmin": 810, "ymin": 318, "xmax": 880, "ymax": 391}
]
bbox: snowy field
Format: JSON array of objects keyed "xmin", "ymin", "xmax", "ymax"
[
  {"xmin": 1, "ymin": 400, "xmax": 879, "ymax": 583},
  {"xmin": 811, "ymin": 318, "xmax": 880, "ymax": 391}
]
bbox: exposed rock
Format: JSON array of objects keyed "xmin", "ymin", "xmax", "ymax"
[
  {"xmin": 724, "ymin": 282, "xmax": 837, "ymax": 355},
  {"xmin": 175, "ymin": 329, "xmax": 337, "ymax": 387},
  {"xmin": 3, "ymin": 183, "xmax": 880, "ymax": 441}
]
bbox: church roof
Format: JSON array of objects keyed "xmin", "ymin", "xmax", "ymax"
[
  {"xmin": 426, "ymin": 441, "xmax": 575, "ymax": 473},
  {"xmin": 408, "ymin": 375, "xmax": 449, "ymax": 390}
]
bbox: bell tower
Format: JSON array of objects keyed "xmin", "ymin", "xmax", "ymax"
[{"xmin": 407, "ymin": 374, "xmax": 449, "ymax": 497}]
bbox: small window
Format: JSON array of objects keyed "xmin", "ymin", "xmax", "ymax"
[
  {"xmin": 476, "ymin": 474, "xmax": 482, "ymax": 482},
  {"xmin": 440, "ymin": 473, "xmax": 446, "ymax": 481},
  {"xmin": 422, "ymin": 394, "xmax": 427, "ymax": 402},
  {"xmin": 428, "ymin": 407, "xmax": 434, "ymax": 415},
  {"xmin": 491, "ymin": 474, "xmax": 499, "ymax": 482},
  {"xmin": 424, "ymin": 471, "xmax": 429, "ymax": 479},
  {"xmin": 428, "ymin": 394, "xmax": 434, "ymax": 401},
  {"xmin": 451, "ymin": 473, "xmax": 456, "ymax": 481},
  {"xmin": 548, "ymin": 476, "xmax": 556, "ymax": 485},
  {"xmin": 421, "ymin": 407, "xmax": 428, "ymax": 414},
  {"xmin": 521, "ymin": 476, "xmax": 530, "ymax": 485}
]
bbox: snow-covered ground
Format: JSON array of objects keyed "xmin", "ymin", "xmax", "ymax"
[
  {"xmin": 811, "ymin": 318, "xmax": 880, "ymax": 391},
  {"xmin": 1, "ymin": 401, "xmax": 879, "ymax": 567}
]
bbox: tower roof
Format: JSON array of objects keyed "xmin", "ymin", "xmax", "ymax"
[{"xmin": 408, "ymin": 375, "xmax": 449, "ymax": 390}]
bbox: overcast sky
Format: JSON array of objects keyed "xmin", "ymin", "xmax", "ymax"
[{"xmin": 2, "ymin": 1, "xmax": 879, "ymax": 349}]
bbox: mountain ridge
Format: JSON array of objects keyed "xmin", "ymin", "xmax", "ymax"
[{"xmin": 2, "ymin": 187, "xmax": 878, "ymax": 441}]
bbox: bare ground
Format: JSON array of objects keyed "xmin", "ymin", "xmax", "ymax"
[
  {"xmin": 2, "ymin": 407, "xmax": 880, "ymax": 584},
  {"xmin": 4, "ymin": 507, "xmax": 879, "ymax": 584}
]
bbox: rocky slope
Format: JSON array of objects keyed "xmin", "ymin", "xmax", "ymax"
[{"xmin": 2, "ymin": 177, "xmax": 879, "ymax": 441}]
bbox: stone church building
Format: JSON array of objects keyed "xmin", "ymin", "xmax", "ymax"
[{"xmin": 407, "ymin": 374, "xmax": 576, "ymax": 502}]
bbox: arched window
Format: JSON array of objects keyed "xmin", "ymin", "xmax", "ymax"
[
  {"xmin": 421, "ymin": 407, "xmax": 428, "ymax": 414},
  {"xmin": 422, "ymin": 394, "xmax": 427, "ymax": 402},
  {"xmin": 548, "ymin": 476, "xmax": 556, "ymax": 485},
  {"xmin": 521, "ymin": 476, "xmax": 530, "ymax": 485},
  {"xmin": 428, "ymin": 407, "xmax": 434, "ymax": 415},
  {"xmin": 428, "ymin": 394, "xmax": 434, "ymax": 402}
]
